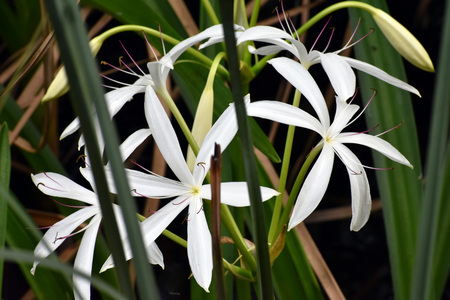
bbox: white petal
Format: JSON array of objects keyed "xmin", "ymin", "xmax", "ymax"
[
  {"xmin": 80, "ymin": 167, "xmax": 189, "ymax": 198},
  {"xmin": 344, "ymin": 57, "xmax": 421, "ymax": 97},
  {"xmin": 193, "ymin": 102, "xmax": 239, "ymax": 184},
  {"xmin": 31, "ymin": 173, "xmax": 97, "ymax": 205},
  {"xmin": 332, "ymin": 143, "xmax": 371, "ymax": 231},
  {"xmin": 199, "ymin": 25, "xmax": 244, "ymax": 50},
  {"xmin": 336, "ymin": 133, "xmax": 413, "ymax": 168},
  {"xmin": 288, "ymin": 144, "xmax": 334, "ymax": 230},
  {"xmin": 268, "ymin": 57, "xmax": 330, "ymax": 128},
  {"xmin": 201, "ymin": 182, "xmax": 279, "ymax": 207},
  {"xmin": 116, "ymin": 128, "xmax": 152, "ymax": 162},
  {"xmin": 187, "ymin": 196, "xmax": 212, "ymax": 292},
  {"xmin": 248, "ymin": 45, "xmax": 284, "ymax": 56},
  {"xmin": 327, "ymin": 102, "xmax": 360, "ymax": 136},
  {"xmin": 100, "ymin": 197, "xmax": 189, "ymax": 272},
  {"xmin": 73, "ymin": 216, "xmax": 102, "ymax": 300},
  {"xmin": 247, "ymin": 101, "xmax": 324, "ymax": 135},
  {"xmin": 146, "ymin": 242, "xmax": 165, "ymax": 269},
  {"xmin": 319, "ymin": 53, "xmax": 356, "ymax": 102},
  {"xmin": 31, "ymin": 206, "xmax": 99, "ymax": 274},
  {"xmin": 144, "ymin": 85, "xmax": 194, "ymax": 185}
]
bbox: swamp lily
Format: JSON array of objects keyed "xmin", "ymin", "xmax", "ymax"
[
  {"xmin": 85, "ymin": 87, "xmax": 279, "ymax": 292},
  {"xmin": 237, "ymin": 20, "xmax": 421, "ymax": 100},
  {"xmin": 30, "ymin": 171, "xmax": 164, "ymax": 300},
  {"xmin": 245, "ymin": 81, "xmax": 412, "ymax": 231},
  {"xmin": 60, "ymin": 24, "xmax": 244, "ymax": 149}
]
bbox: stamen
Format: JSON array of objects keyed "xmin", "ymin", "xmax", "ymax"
[
  {"xmin": 173, "ymin": 196, "xmax": 191, "ymax": 205},
  {"xmin": 119, "ymin": 41, "xmax": 146, "ymax": 76},
  {"xmin": 311, "ymin": 16, "xmax": 332, "ymax": 52},
  {"xmin": 346, "ymin": 89, "xmax": 377, "ymax": 128},
  {"xmin": 51, "ymin": 197, "xmax": 87, "ymax": 209},
  {"xmin": 275, "ymin": 7, "xmax": 286, "ymax": 32},
  {"xmin": 142, "ymin": 31, "xmax": 159, "ymax": 61},
  {"xmin": 323, "ymin": 27, "xmax": 335, "ymax": 53},
  {"xmin": 101, "ymin": 61, "xmax": 138, "ymax": 78},
  {"xmin": 280, "ymin": 1, "xmax": 295, "ymax": 38},
  {"xmin": 197, "ymin": 204, "xmax": 204, "ymax": 214},
  {"xmin": 376, "ymin": 121, "xmax": 403, "ymax": 137},
  {"xmin": 159, "ymin": 24, "xmax": 167, "ymax": 56}
]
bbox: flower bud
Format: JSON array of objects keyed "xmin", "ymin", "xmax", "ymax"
[{"xmin": 371, "ymin": 8, "xmax": 434, "ymax": 72}]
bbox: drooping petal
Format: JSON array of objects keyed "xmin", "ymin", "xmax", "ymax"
[
  {"xmin": 187, "ymin": 195, "xmax": 212, "ymax": 292},
  {"xmin": 288, "ymin": 144, "xmax": 335, "ymax": 230},
  {"xmin": 100, "ymin": 197, "xmax": 189, "ymax": 272},
  {"xmin": 73, "ymin": 216, "xmax": 102, "ymax": 300},
  {"xmin": 60, "ymin": 79, "xmax": 148, "ymax": 140},
  {"xmin": 144, "ymin": 85, "xmax": 194, "ymax": 185},
  {"xmin": 31, "ymin": 173, "xmax": 97, "ymax": 205},
  {"xmin": 332, "ymin": 143, "xmax": 371, "ymax": 231},
  {"xmin": 336, "ymin": 133, "xmax": 413, "ymax": 168},
  {"xmin": 268, "ymin": 57, "xmax": 330, "ymax": 128},
  {"xmin": 247, "ymin": 100, "xmax": 324, "ymax": 135},
  {"xmin": 201, "ymin": 182, "xmax": 279, "ymax": 206},
  {"xmin": 343, "ymin": 57, "xmax": 421, "ymax": 97},
  {"xmin": 80, "ymin": 166, "xmax": 190, "ymax": 199},
  {"xmin": 31, "ymin": 206, "xmax": 99, "ymax": 274},
  {"xmin": 319, "ymin": 53, "xmax": 356, "ymax": 102}
]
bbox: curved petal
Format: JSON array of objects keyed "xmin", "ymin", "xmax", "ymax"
[
  {"xmin": 31, "ymin": 206, "xmax": 99, "ymax": 274},
  {"xmin": 146, "ymin": 242, "xmax": 165, "ymax": 269},
  {"xmin": 247, "ymin": 101, "xmax": 324, "ymax": 135},
  {"xmin": 80, "ymin": 166, "xmax": 189, "ymax": 198},
  {"xmin": 116, "ymin": 128, "xmax": 152, "ymax": 162},
  {"xmin": 193, "ymin": 101, "xmax": 240, "ymax": 184},
  {"xmin": 144, "ymin": 85, "xmax": 194, "ymax": 185},
  {"xmin": 332, "ymin": 143, "xmax": 371, "ymax": 231},
  {"xmin": 288, "ymin": 144, "xmax": 334, "ymax": 230},
  {"xmin": 336, "ymin": 133, "xmax": 413, "ymax": 168},
  {"xmin": 73, "ymin": 216, "xmax": 102, "ymax": 300},
  {"xmin": 319, "ymin": 53, "xmax": 356, "ymax": 102},
  {"xmin": 100, "ymin": 197, "xmax": 189, "ymax": 272},
  {"xmin": 31, "ymin": 173, "xmax": 97, "ymax": 205},
  {"xmin": 187, "ymin": 195, "xmax": 212, "ymax": 292},
  {"xmin": 268, "ymin": 57, "xmax": 330, "ymax": 128},
  {"xmin": 344, "ymin": 57, "xmax": 421, "ymax": 97},
  {"xmin": 201, "ymin": 182, "xmax": 279, "ymax": 207}
]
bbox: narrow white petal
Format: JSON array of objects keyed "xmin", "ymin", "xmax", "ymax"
[
  {"xmin": 187, "ymin": 196, "xmax": 212, "ymax": 292},
  {"xmin": 73, "ymin": 216, "xmax": 101, "ymax": 300},
  {"xmin": 31, "ymin": 207, "xmax": 99, "ymax": 274},
  {"xmin": 146, "ymin": 242, "xmax": 165, "ymax": 269},
  {"xmin": 144, "ymin": 85, "xmax": 194, "ymax": 185},
  {"xmin": 31, "ymin": 173, "xmax": 97, "ymax": 205},
  {"xmin": 116, "ymin": 128, "xmax": 152, "ymax": 162},
  {"xmin": 80, "ymin": 166, "xmax": 189, "ymax": 198},
  {"xmin": 100, "ymin": 197, "xmax": 189, "ymax": 272},
  {"xmin": 201, "ymin": 183, "xmax": 279, "ymax": 207},
  {"xmin": 327, "ymin": 102, "xmax": 360, "ymax": 136},
  {"xmin": 332, "ymin": 143, "xmax": 371, "ymax": 231},
  {"xmin": 319, "ymin": 53, "xmax": 356, "ymax": 102},
  {"xmin": 193, "ymin": 102, "xmax": 239, "ymax": 184},
  {"xmin": 288, "ymin": 145, "xmax": 334, "ymax": 230},
  {"xmin": 344, "ymin": 57, "xmax": 421, "ymax": 97},
  {"xmin": 336, "ymin": 133, "xmax": 413, "ymax": 168},
  {"xmin": 247, "ymin": 101, "xmax": 324, "ymax": 135},
  {"xmin": 268, "ymin": 57, "xmax": 330, "ymax": 128}
]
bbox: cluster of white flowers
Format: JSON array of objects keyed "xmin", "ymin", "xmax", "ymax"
[{"xmin": 31, "ymin": 17, "xmax": 417, "ymax": 299}]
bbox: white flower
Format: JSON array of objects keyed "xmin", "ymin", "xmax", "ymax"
[
  {"xmin": 84, "ymin": 87, "xmax": 279, "ymax": 292},
  {"xmin": 237, "ymin": 22, "xmax": 420, "ymax": 100},
  {"xmin": 61, "ymin": 24, "xmax": 244, "ymax": 149},
  {"xmin": 242, "ymin": 71, "xmax": 412, "ymax": 231},
  {"xmin": 30, "ymin": 172, "xmax": 164, "ymax": 300}
]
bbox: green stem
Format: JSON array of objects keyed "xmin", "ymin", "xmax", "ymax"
[
  {"xmin": 201, "ymin": 0, "xmax": 220, "ymax": 25},
  {"xmin": 275, "ymin": 144, "xmax": 323, "ymax": 237},
  {"xmin": 267, "ymin": 90, "xmax": 301, "ymax": 244},
  {"xmin": 248, "ymin": 0, "xmax": 261, "ymax": 28}
]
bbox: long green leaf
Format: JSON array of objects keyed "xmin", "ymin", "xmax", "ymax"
[
  {"xmin": 411, "ymin": 1, "xmax": 450, "ymax": 299},
  {"xmin": 43, "ymin": 0, "xmax": 157, "ymax": 298},
  {"xmin": 348, "ymin": 2, "xmax": 422, "ymax": 299},
  {"xmin": 0, "ymin": 122, "xmax": 10, "ymax": 297}
]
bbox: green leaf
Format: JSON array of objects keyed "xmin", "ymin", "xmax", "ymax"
[{"xmin": 348, "ymin": 2, "xmax": 422, "ymax": 299}]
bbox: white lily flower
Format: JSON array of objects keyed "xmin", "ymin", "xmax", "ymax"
[
  {"xmin": 237, "ymin": 21, "xmax": 420, "ymax": 100},
  {"xmin": 86, "ymin": 87, "xmax": 279, "ymax": 292},
  {"xmin": 245, "ymin": 92, "xmax": 412, "ymax": 232},
  {"xmin": 61, "ymin": 24, "xmax": 245, "ymax": 149},
  {"xmin": 30, "ymin": 172, "xmax": 164, "ymax": 300}
]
